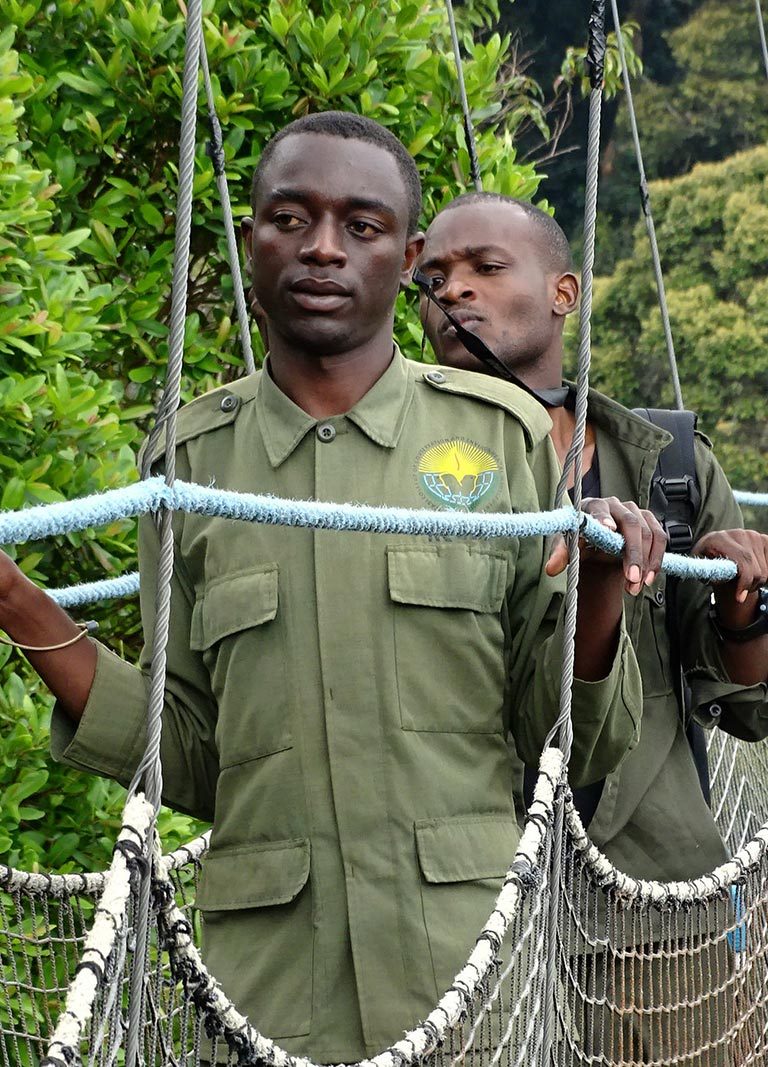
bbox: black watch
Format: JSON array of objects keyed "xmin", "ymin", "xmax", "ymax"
[{"xmin": 709, "ymin": 586, "xmax": 768, "ymax": 643}]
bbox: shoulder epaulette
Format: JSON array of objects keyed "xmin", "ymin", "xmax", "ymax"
[
  {"xmin": 410, "ymin": 362, "xmax": 552, "ymax": 448},
  {"xmin": 694, "ymin": 427, "xmax": 714, "ymax": 449},
  {"xmin": 139, "ymin": 370, "xmax": 262, "ymax": 471}
]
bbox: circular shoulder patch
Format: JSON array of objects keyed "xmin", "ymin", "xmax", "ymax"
[{"xmin": 416, "ymin": 438, "xmax": 500, "ymax": 511}]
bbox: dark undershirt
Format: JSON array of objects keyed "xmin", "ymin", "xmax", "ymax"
[{"xmin": 522, "ymin": 450, "xmax": 606, "ymax": 828}]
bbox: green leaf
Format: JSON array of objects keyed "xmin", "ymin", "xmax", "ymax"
[
  {"xmin": 58, "ymin": 71, "xmax": 104, "ymax": 96},
  {"xmin": 91, "ymin": 220, "xmax": 118, "ymax": 259},
  {"xmin": 1, "ymin": 478, "xmax": 26, "ymax": 511},
  {"xmin": 139, "ymin": 202, "xmax": 164, "ymax": 228}
]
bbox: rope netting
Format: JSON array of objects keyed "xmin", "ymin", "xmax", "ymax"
[
  {"xmin": 3, "ymin": 736, "xmax": 768, "ymax": 1067},
  {"xmin": 1, "ymin": 0, "xmax": 767, "ymax": 1063}
]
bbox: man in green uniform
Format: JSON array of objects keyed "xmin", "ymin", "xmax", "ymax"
[
  {"xmin": 417, "ymin": 191, "xmax": 768, "ymax": 1061},
  {"xmin": 0, "ymin": 115, "xmax": 654, "ymax": 1062}
]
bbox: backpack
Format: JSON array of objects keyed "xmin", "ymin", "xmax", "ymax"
[{"xmin": 632, "ymin": 407, "xmax": 711, "ymax": 804}]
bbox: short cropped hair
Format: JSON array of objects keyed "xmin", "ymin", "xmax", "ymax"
[
  {"xmin": 251, "ymin": 111, "xmax": 422, "ymax": 235},
  {"xmin": 441, "ymin": 192, "xmax": 574, "ymax": 273}
]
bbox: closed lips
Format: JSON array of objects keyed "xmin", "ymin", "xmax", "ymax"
[{"xmin": 290, "ymin": 278, "xmax": 351, "ymax": 295}]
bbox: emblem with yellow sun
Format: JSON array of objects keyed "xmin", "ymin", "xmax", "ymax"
[{"xmin": 417, "ymin": 439, "xmax": 500, "ymax": 511}]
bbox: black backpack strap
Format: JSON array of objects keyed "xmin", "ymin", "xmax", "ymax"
[
  {"xmin": 633, "ymin": 407, "xmax": 711, "ymax": 805},
  {"xmin": 633, "ymin": 408, "xmax": 701, "ymax": 552}
]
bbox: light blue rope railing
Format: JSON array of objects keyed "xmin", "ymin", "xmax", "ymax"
[
  {"xmin": 34, "ymin": 483, "xmax": 768, "ymax": 607},
  {"xmin": 0, "ymin": 477, "xmax": 739, "ymax": 583},
  {"xmin": 47, "ymin": 573, "xmax": 141, "ymax": 609},
  {"xmin": 734, "ymin": 490, "xmax": 768, "ymax": 507}
]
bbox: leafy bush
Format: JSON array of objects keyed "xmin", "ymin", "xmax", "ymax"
[
  {"xmin": 0, "ymin": 26, "xmax": 206, "ymax": 873},
  {"xmin": 597, "ymin": 0, "xmax": 768, "ymax": 269},
  {"xmin": 589, "ymin": 145, "xmax": 768, "ymax": 515}
]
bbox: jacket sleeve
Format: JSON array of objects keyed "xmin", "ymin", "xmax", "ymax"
[
  {"xmin": 677, "ymin": 438, "xmax": 768, "ymax": 740},
  {"xmin": 50, "ymin": 455, "xmax": 219, "ymax": 822},
  {"xmin": 507, "ymin": 433, "xmax": 642, "ymax": 788}
]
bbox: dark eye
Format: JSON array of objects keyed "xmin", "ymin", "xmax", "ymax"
[
  {"xmin": 348, "ymin": 219, "xmax": 382, "ymax": 238},
  {"xmin": 272, "ymin": 212, "xmax": 305, "ymax": 229},
  {"xmin": 427, "ymin": 274, "xmax": 445, "ymax": 290},
  {"xmin": 477, "ymin": 262, "xmax": 503, "ymax": 274}
]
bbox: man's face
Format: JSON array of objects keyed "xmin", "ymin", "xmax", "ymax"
[
  {"xmin": 418, "ymin": 202, "xmax": 565, "ymax": 376},
  {"xmin": 246, "ymin": 133, "xmax": 421, "ymax": 357}
]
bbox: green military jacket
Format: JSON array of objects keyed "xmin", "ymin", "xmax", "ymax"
[
  {"xmin": 582, "ymin": 389, "xmax": 768, "ymax": 881},
  {"xmin": 51, "ymin": 353, "xmax": 640, "ymax": 1062}
]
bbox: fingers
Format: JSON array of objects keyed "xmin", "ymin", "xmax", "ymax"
[
  {"xmin": 581, "ymin": 497, "xmax": 665, "ymax": 596},
  {"xmin": 694, "ymin": 530, "xmax": 768, "ymax": 603}
]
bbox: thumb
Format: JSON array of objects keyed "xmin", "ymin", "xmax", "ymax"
[{"xmin": 547, "ymin": 535, "xmax": 568, "ymax": 577}]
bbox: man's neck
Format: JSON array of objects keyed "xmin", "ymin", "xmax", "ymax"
[
  {"xmin": 509, "ymin": 351, "xmax": 595, "ymax": 486},
  {"xmin": 267, "ymin": 331, "xmax": 395, "ymax": 419}
]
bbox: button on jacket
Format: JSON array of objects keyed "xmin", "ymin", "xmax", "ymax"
[
  {"xmin": 51, "ymin": 353, "xmax": 641, "ymax": 1062},
  {"xmin": 581, "ymin": 389, "xmax": 768, "ymax": 882}
]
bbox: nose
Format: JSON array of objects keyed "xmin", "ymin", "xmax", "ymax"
[
  {"xmin": 436, "ymin": 272, "xmax": 475, "ymax": 306},
  {"xmin": 298, "ymin": 216, "xmax": 347, "ymax": 267}
]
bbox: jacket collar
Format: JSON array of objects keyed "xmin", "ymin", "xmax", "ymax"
[
  {"xmin": 257, "ymin": 347, "xmax": 414, "ymax": 468},
  {"xmin": 581, "ymin": 385, "xmax": 673, "ymax": 452}
]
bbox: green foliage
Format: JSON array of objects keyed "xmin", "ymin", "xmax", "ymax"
[
  {"xmin": 0, "ymin": 28, "xmax": 205, "ymax": 874},
  {"xmin": 597, "ymin": 0, "xmax": 768, "ymax": 269},
  {"xmin": 635, "ymin": 0, "xmax": 768, "ymax": 173},
  {"xmin": 558, "ymin": 21, "xmax": 643, "ymax": 102},
  {"xmin": 589, "ymin": 146, "xmax": 768, "ymax": 503}
]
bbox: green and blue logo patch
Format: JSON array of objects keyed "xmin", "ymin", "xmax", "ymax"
[{"xmin": 417, "ymin": 438, "xmax": 500, "ymax": 511}]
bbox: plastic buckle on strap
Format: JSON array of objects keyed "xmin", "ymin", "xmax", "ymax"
[
  {"xmin": 659, "ymin": 476, "xmax": 694, "ymax": 503},
  {"xmin": 665, "ymin": 521, "xmax": 694, "ymax": 554}
]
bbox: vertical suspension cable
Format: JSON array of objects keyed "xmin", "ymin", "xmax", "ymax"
[
  {"xmin": 542, "ymin": 2, "xmax": 607, "ymax": 1059},
  {"xmin": 444, "ymin": 0, "xmax": 483, "ymax": 191},
  {"xmin": 756, "ymin": 0, "xmax": 768, "ymax": 80},
  {"xmin": 199, "ymin": 41, "xmax": 256, "ymax": 376},
  {"xmin": 550, "ymin": 0, "xmax": 607, "ymax": 759},
  {"xmin": 610, "ymin": 0, "xmax": 684, "ymax": 410},
  {"xmin": 124, "ymin": 0, "xmax": 204, "ymax": 1060}
]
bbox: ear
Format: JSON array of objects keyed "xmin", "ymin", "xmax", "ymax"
[
  {"xmin": 247, "ymin": 288, "xmax": 269, "ymax": 353},
  {"xmin": 553, "ymin": 271, "xmax": 579, "ymax": 317},
  {"xmin": 241, "ymin": 217, "xmax": 254, "ymax": 275},
  {"xmin": 399, "ymin": 231, "xmax": 426, "ymax": 288}
]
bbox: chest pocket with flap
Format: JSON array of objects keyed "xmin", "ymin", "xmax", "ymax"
[
  {"xmin": 387, "ymin": 543, "xmax": 509, "ymax": 733},
  {"xmin": 190, "ymin": 564, "xmax": 291, "ymax": 767}
]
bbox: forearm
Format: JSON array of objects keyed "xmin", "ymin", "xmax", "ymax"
[
  {"xmin": 573, "ymin": 564, "xmax": 624, "ymax": 681},
  {"xmin": 0, "ymin": 575, "xmax": 96, "ymax": 722}
]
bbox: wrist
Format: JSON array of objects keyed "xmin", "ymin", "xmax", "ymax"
[
  {"xmin": 710, "ymin": 587, "xmax": 768, "ymax": 643},
  {"xmin": 712, "ymin": 587, "xmax": 760, "ymax": 630}
]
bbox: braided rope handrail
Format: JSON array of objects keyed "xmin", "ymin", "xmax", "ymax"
[
  {"xmin": 28, "ymin": 485, "xmax": 768, "ymax": 609},
  {"xmin": 0, "ymin": 477, "xmax": 740, "ymax": 581},
  {"xmin": 564, "ymin": 793, "xmax": 768, "ymax": 908},
  {"xmin": 0, "ymin": 830, "xmax": 211, "ymax": 896},
  {"xmin": 39, "ymin": 794, "xmax": 156, "ymax": 1067}
]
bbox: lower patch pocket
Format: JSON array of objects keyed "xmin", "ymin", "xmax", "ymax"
[
  {"xmin": 415, "ymin": 815, "xmax": 519, "ymax": 994},
  {"xmin": 195, "ymin": 838, "xmax": 313, "ymax": 1038}
]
